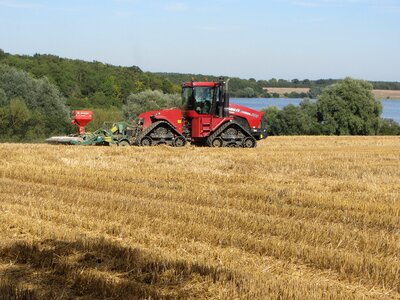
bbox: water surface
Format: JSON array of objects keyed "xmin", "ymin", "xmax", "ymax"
[{"xmin": 231, "ymin": 98, "xmax": 400, "ymax": 124}]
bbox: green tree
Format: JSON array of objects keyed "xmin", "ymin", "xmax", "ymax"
[
  {"xmin": 316, "ymin": 77, "xmax": 382, "ymax": 135},
  {"xmin": 269, "ymin": 78, "xmax": 278, "ymax": 86},
  {"xmin": 299, "ymin": 99, "xmax": 322, "ymax": 134},
  {"xmin": 0, "ymin": 88, "xmax": 7, "ymax": 106},
  {"xmin": 0, "ymin": 98, "xmax": 32, "ymax": 140},
  {"xmin": 378, "ymin": 119, "xmax": 400, "ymax": 135},
  {"xmin": 235, "ymin": 87, "xmax": 257, "ymax": 98},
  {"xmin": 309, "ymin": 86, "xmax": 324, "ymax": 99},
  {"xmin": 261, "ymin": 106, "xmax": 279, "ymax": 135},
  {"xmin": 0, "ymin": 64, "xmax": 70, "ymax": 138},
  {"xmin": 262, "ymin": 100, "xmax": 322, "ymax": 136},
  {"xmin": 25, "ymin": 110, "xmax": 46, "ymax": 140},
  {"xmin": 0, "ymin": 53, "xmax": 179, "ymax": 109},
  {"xmin": 8, "ymin": 98, "xmax": 31, "ymax": 128},
  {"xmin": 276, "ymin": 105, "xmax": 312, "ymax": 135},
  {"xmin": 123, "ymin": 90, "xmax": 181, "ymax": 120},
  {"xmin": 0, "ymin": 49, "xmax": 7, "ymax": 60},
  {"xmin": 100, "ymin": 75, "xmax": 123, "ymax": 105},
  {"xmin": 291, "ymin": 79, "xmax": 300, "ymax": 85},
  {"xmin": 90, "ymin": 91, "xmax": 117, "ymax": 108},
  {"xmin": 66, "ymin": 97, "xmax": 91, "ymax": 110},
  {"xmin": 86, "ymin": 107, "xmax": 123, "ymax": 132}
]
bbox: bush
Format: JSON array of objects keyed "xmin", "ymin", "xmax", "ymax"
[
  {"xmin": 378, "ymin": 119, "xmax": 400, "ymax": 135},
  {"xmin": 123, "ymin": 90, "xmax": 181, "ymax": 120},
  {"xmin": 261, "ymin": 106, "xmax": 280, "ymax": 135},
  {"xmin": 0, "ymin": 64, "xmax": 70, "ymax": 140},
  {"xmin": 262, "ymin": 78, "xmax": 386, "ymax": 136},
  {"xmin": 86, "ymin": 108, "xmax": 123, "ymax": 132},
  {"xmin": 0, "ymin": 65, "xmax": 70, "ymax": 137},
  {"xmin": 235, "ymin": 87, "xmax": 257, "ymax": 98},
  {"xmin": 316, "ymin": 78, "xmax": 382, "ymax": 135}
]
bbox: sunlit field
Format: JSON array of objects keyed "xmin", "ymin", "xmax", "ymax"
[{"xmin": 0, "ymin": 136, "xmax": 399, "ymax": 299}]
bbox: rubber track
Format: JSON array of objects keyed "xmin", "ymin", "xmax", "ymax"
[
  {"xmin": 136, "ymin": 121, "xmax": 185, "ymax": 146},
  {"xmin": 206, "ymin": 121, "xmax": 256, "ymax": 147}
]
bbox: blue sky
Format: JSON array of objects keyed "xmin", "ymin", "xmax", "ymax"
[{"xmin": 0, "ymin": 0, "xmax": 399, "ymax": 81}]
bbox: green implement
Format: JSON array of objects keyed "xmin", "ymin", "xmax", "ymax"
[{"xmin": 46, "ymin": 122, "xmax": 138, "ymax": 146}]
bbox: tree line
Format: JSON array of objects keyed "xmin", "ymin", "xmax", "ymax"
[
  {"xmin": 155, "ymin": 72, "xmax": 400, "ymax": 98},
  {"xmin": 0, "ymin": 49, "xmax": 180, "ymax": 110},
  {"xmin": 0, "ymin": 50, "xmax": 399, "ymax": 141},
  {"xmin": 0, "ymin": 50, "xmax": 183, "ymax": 137},
  {"xmin": 262, "ymin": 78, "xmax": 400, "ymax": 136}
]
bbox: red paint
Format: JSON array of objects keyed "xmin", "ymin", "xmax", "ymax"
[
  {"xmin": 182, "ymin": 81, "xmax": 219, "ymax": 88},
  {"xmin": 71, "ymin": 110, "xmax": 92, "ymax": 134},
  {"xmin": 228, "ymin": 104, "xmax": 263, "ymax": 129},
  {"xmin": 185, "ymin": 110, "xmax": 232, "ymax": 139},
  {"xmin": 138, "ymin": 109, "xmax": 183, "ymax": 133}
]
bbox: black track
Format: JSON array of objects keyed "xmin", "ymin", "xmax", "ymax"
[
  {"xmin": 206, "ymin": 121, "xmax": 257, "ymax": 148},
  {"xmin": 136, "ymin": 121, "xmax": 186, "ymax": 147}
]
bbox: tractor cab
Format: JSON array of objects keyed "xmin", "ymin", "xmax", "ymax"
[
  {"xmin": 183, "ymin": 83, "xmax": 218, "ymax": 115},
  {"xmin": 182, "ymin": 79, "xmax": 229, "ymax": 117},
  {"xmin": 182, "ymin": 80, "xmax": 232, "ymax": 142}
]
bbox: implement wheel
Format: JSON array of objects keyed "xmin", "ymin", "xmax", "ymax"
[{"xmin": 118, "ymin": 140, "xmax": 130, "ymax": 147}]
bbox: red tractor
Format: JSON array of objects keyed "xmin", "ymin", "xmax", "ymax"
[{"xmin": 134, "ymin": 79, "xmax": 267, "ymax": 148}]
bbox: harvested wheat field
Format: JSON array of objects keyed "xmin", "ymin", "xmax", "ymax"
[
  {"xmin": 0, "ymin": 136, "xmax": 399, "ymax": 299},
  {"xmin": 262, "ymin": 87, "xmax": 311, "ymax": 95},
  {"xmin": 373, "ymin": 90, "xmax": 400, "ymax": 99}
]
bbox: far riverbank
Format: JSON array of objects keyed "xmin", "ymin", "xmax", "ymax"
[{"xmin": 231, "ymin": 98, "xmax": 400, "ymax": 124}]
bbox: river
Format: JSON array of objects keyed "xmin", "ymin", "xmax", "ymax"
[{"xmin": 231, "ymin": 98, "xmax": 400, "ymax": 124}]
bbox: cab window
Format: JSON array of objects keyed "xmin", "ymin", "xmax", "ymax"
[{"xmin": 194, "ymin": 87, "xmax": 214, "ymax": 114}]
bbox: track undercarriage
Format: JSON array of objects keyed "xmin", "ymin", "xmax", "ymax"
[
  {"xmin": 47, "ymin": 120, "xmax": 257, "ymax": 148},
  {"xmin": 136, "ymin": 121, "xmax": 187, "ymax": 147},
  {"xmin": 206, "ymin": 121, "xmax": 257, "ymax": 148},
  {"xmin": 132, "ymin": 120, "xmax": 257, "ymax": 148}
]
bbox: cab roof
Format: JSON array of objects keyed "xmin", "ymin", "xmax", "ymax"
[{"xmin": 182, "ymin": 81, "xmax": 220, "ymax": 88}]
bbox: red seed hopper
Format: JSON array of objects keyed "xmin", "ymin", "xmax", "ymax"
[
  {"xmin": 45, "ymin": 110, "xmax": 93, "ymax": 144},
  {"xmin": 71, "ymin": 110, "xmax": 93, "ymax": 134}
]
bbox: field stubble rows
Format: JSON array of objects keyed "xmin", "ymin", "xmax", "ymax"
[{"xmin": 0, "ymin": 136, "xmax": 399, "ymax": 299}]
